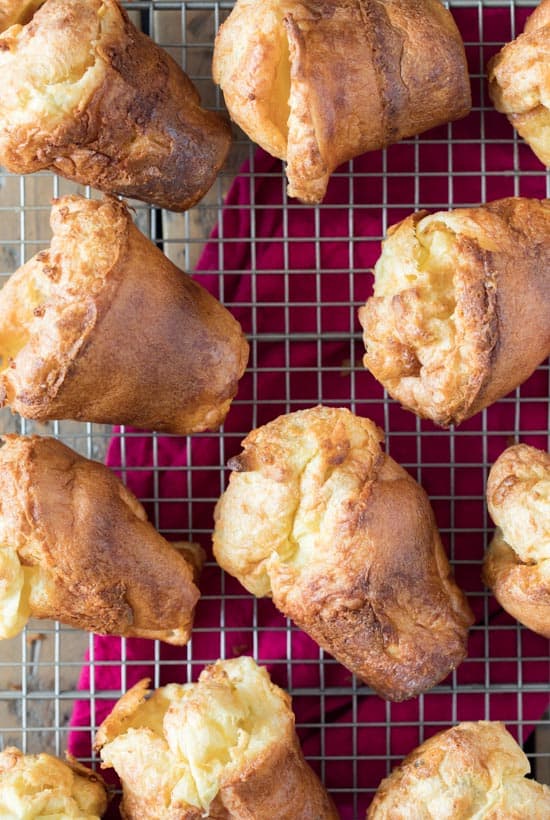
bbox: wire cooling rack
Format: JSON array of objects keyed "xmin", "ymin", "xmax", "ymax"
[{"xmin": 0, "ymin": 1, "xmax": 549, "ymax": 818}]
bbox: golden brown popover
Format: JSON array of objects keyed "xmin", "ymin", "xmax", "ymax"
[
  {"xmin": 213, "ymin": 0, "xmax": 471, "ymax": 204},
  {"xmin": 484, "ymin": 443, "xmax": 550, "ymax": 638},
  {"xmin": 0, "ymin": 195, "xmax": 248, "ymax": 433},
  {"xmin": 213, "ymin": 406, "xmax": 473, "ymax": 702},
  {"xmin": 0, "ymin": 747, "xmax": 108, "ymax": 819},
  {"xmin": 96, "ymin": 657, "xmax": 338, "ymax": 819},
  {"xmin": 488, "ymin": 0, "xmax": 550, "ymax": 166},
  {"xmin": 367, "ymin": 721, "xmax": 550, "ymax": 818},
  {"xmin": 0, "ymin": 435, "xmax": 202, "ymax": 644},
  {"xmin": 359, "ymin": 197, "xmax": 550, "ymax": 427},
  {"xmin": 0, "ymin": 0, "xmax": 231, "ymax": 210}
]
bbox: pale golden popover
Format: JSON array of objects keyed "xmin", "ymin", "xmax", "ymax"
[
  {"xmin": 484, "ymin": 443, "xmax": 550, "ymax": 638},
  {"xmin": 367, "ymin": 721, "xmax": 550, "ymax": 818},
  {"xmin": 488, "ymin": 0, "xmax": 550, "ymax": 166},
  {"xmin": 96, "ymin": 656, "xmax": 338, "ymax": 819},
  {"xmin": 359, "ymin": 197, "xmax": 550, "ymax": 427},
  {"xmin": 0, "ymin": 746, "xmax": 108, "ymax": 819}
]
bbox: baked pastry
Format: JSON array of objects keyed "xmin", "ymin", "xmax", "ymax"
[
  {"xmin": 0, "ymin": 195, "xmax": 249, "ymax": 433},
  {"xmin": 213, "ymin": 0, "xmax": 471, "ymax": 204},
  {"xmin": 0, "ymin": 746, "xmax": 108, "ymax": 818},
  {"xmin": 358, "ymin": 197, "xmax": 550, "ymax": 427},
  {"xmin": 488, "ymin": 0, "xmax": 550, "ymax": 166},
  {"xmin": 483, "ymin": 443, "xmax": 550, "ymax": 638},
  {"xmin": 0, "ymin": 0, "xmax": 43, "ymax": 31},
  {"xmin": 0, "ymin": 434, "xmax": 202, "ymax": 644},
  {"xmin": 0, "ymin": 0, "xmax": 231, "ymax": 211},
  {"xmin": 367, "ymin": 721, "xmax": 550, "ymax": 818},
  {"xmin": 212, "ymin": 406, "xmax": 473, "ymax": 701},
  {"xmin": 95, "ymin": 656, "xmax": 338, "ymax": 819}
]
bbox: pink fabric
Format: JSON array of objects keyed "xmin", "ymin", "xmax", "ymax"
[{"xmin": 68, "ymin": 7, "xmax": 549, "ymax": 818}]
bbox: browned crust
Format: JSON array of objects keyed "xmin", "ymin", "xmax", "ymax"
[
  {"xmin": 448, "ymin": 198, "xmax": 550, "ymax": 422},
  {"xmin": 94, "ymin": 678, "xmax": 151, "ymax": 752},
  {"xmin": 0, "ymin": 0, "xmax": 231, "ymax": 211},
  {"xmin": 214, "ymin": 407, "xmax": 473, "ymax": 702},
  {"xmin": 0, "ymin": 435, "xmax": 201, "ymax": 643},
  {"xmin": 215, "ymin": 729, "xmax": 338, "ymax": 820},
  {"xmin": 286, "ymin": 0, "xmax": 471, "ymax": 176},
  {"xmin": 64, "ymin": 752, "xmax": 110, "ymax": 793},
  {"xmin": 276, "ymin": 453, "xmax": 473, "ymax": 701},
  {"xmin": 214, "ymin": 0, "xmax": 470, "ymax": 204},
  {"xmin": 0, "ymin": 196, "xmax": 249, "ymax": 434},
  {"xmin": 483, "ymin": 531, "xmax": 550, "ymax": 639},
  {"xmin": 488, "ymin": 0, "xmax": 550, "ymax": 167},
  {"xmin": 359, "ymin": 197, "xmax": 550, "ymax": 427}
]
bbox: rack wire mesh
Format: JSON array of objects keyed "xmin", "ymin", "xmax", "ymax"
[{"xmin": 0, "ymin": 1, "xmax": 549, "ymax": 817}]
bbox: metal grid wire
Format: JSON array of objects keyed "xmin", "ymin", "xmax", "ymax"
[{"xmin": 0, "ymin": 1, "xmax": 549, "ymax": 817}]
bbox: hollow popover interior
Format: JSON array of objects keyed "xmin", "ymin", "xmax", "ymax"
[{"xmin": 97, "ymin": 656, "xmax": 292, "ymax": 813}]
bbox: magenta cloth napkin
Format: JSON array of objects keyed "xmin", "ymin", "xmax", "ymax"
[{"xmin": 68, "ymin": 7, "xmax": 549, "ymax": 818}]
